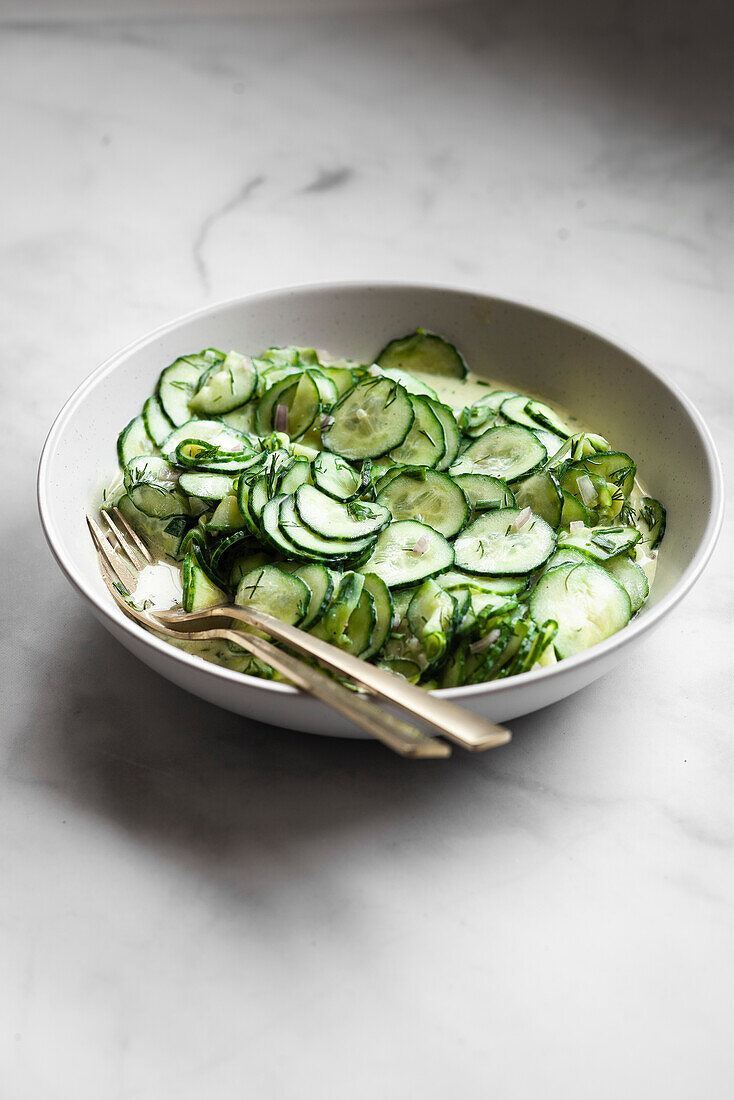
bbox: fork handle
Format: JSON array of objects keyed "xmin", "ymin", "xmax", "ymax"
[{"xmin": 172, "ymin": 606, "xmax": 511, "ymax": 752}]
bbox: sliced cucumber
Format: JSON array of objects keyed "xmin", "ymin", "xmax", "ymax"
[
  {"xmin": 359, "ymin": 520, "xmax": 454, "ymax": 588},
  {"xmin": 386, "ymin": 394, "xmax": 444, "ymax": 467},
  {"xmin": 256, "ymin": 371, "xmax": 321, "ymax": 439},
  {"xmin": 428, "ymin": 399, "xmax": 462, "ymax": 471},
  {"xmin": 500, "ymin": 395, "xmax": 540, "ymax": 430},
  {"xmin": 461, "ymin": 390, "xmax": 516, "ymax": 437},
  {"xmin": 142, "ymin": 395, "xmax": 174, "ymax": 447},
  {"xmin": 376, "ymin": 366, "xmax": 438, "ymax": 399},
  {"xmin": 560, "ymin": 490, "xmax": 591, "ymax": 527},
  {"xmin": 525, "ymin": 399, "xmax": 575, "ymax": 439},
  {"xmin": 376, "ymin": 467, "xmax": 468, "ymax": 538},
  {"xmin": 452, "ymin": 474, "xmax": 514, "ymax": 513},
  {"xmin": 235, "ymin": 564, "xmax": 310, "ymax": 626},
  {"xmin": 295, "ymin": 484, "xmax": 391, "ymax": 540},
  {"xmin": 454, "ymin": 425, "xmax": 546, "ymax": 482},
  {"xmin": 310, "ymin": 571, "xmax": 365, "ymax": 647},
  {"xmin": 513, "ymin": 470, "xmax": 563, "ymax": 528},
  {"xmin": 276, "ymin": 457, "xmax": 311, "ymax": 496},
  {"xmin": 188, "ymin": 350, "xmax": 258, "ymax": 415},
  {"xmin": 560, "ymin": 452, "xmax": 637, "ymax": 503},
  {"xmin": 279, "ymin": 495, "xmax": 377, "ymax": 561},
  {"xmin": 557, "ymin": 523, "xmax": 641, "ymax": 562},
  {"xmin": 117, "ymin": 494, "xmax": 188, "ymax": 561},
  {"xmin": 437, "ymin": 570, "xmax": 528, "ymax": 596},
  {"xmin": 161, "ymin": 419, "xmax": 253, "ymax": 468},
  {"xmin": 637, "ymin": 497, "xmax": 666, "ymax": 550},
  {"xmin": 206, "ymin": 492, "xmax": 249, "ymax": 533},
  {"xmin": 530, "ymin": 562, "xmax": 631, "ymax": 658},
  {"xmin": 407, "ymin": 579, "xmax": 457, "ymax": 666},
  {"xmin": 178, "ymin": 471, "xmax": 234, "ymax": 501},
  {"xmin": 118, "ymin": 416, "xmax": 156, "ymax": 467},
  {"xmin": 360, "ymin": 573, "xmax": 393, "ymax": 660},
  {"xmin": 157, "ymin": 351, "xmax": 221, "ymax": 427},
  {"xmin": 533, "ymin": 429, "xmax": 566, "ymax": 461},
  {"xmin": 453, "ymin": 508, "xmax": 556, "ymax": 576},
  {"xmin": 322, "ymin": 377, "xmax": 414, "ymax": 460},
  {"xmin": 123, "ymin": 455, "xmax": 189, "ymax": 519},
  {"xmin": 279, "ymin": 562, "xmax": 335, "ymax": 629},
  {"xmin": 182, "ymin": 545, "xmax": 227, "ymax": 612},
  {"xmin": 311, "ymin": 451, "xmax": 362, "ymax": 501},
  {"xmin": 602, "ymin": 554, "xmax": 649, "ymax": 614},
  {"xmin": 376, "ymin": 329, "xmax": 467, "ymax": 379}
]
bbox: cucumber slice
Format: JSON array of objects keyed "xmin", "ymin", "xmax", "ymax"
[
  {"xmin": 560, "ymin": 452, "xmax": 637, "ymax": 502},
  {"xmin": 407, "ymin": 579, "xmax": 457, "ymax": 667},
  {"xmin": 318, "ymin": 364, "xmax": 356, "ymax": 399},
  {"xmin": 157, "ymin": 351, "xmax": 221, "ymax": 427},
  {"xmin": 183, "ymin": 545, "xmax": 227, "ymax": 612},
  {"xmin": 602, "ymin": 554, "xmax": 649, "ymax": 614},
  {"xmin": 279, "ymin": 495, "xmax": 377, "ymax": 560},
  {"xmin": 513, "ymin": 470, "xmax": 563, "ymax": 528},
  {"xmin": 208, "ymin": 529, "xmax": 255, "ymax": 578},
  {"xmin": 453, "ymin": 508, "xmax": 556, "ymax": 576},
  {"xmin": 529, "ymin": 562, "xmax": 631, "ymax": 658},
  {"xmin": 188, "ymin": 351, "xmax": 258, "ymax": 415},
  {"xmin": 161, "ymin": 420, "xmax": 254, "ymax": 468},
  {"xmin": 311, "ymin": 451, "xmax": 363, "ymax": 502},
  {"xmin": 543, "ymin": 547, "xmax": 594, "ymax": 572},
  {"xmin": 461, "ymin": 390, "xmax": 516, "ymax": 438},
  {"xmin": 235, "ymin": 564, "xmax": 310, "ymax": 626},
  {"xmin": 310, "ymin": 572, "xmax": 365, "ymax": 647},
  {"xmin": 142, "ymin": 395, "xmax": 174, "ymax": 447},
  {"xmin": 437, "ymin": 570, "xmax": 528, "ymax": 596},
  {"xmin": 376, "ymin": 329, "xmax": 467, "ymax": 379},
  {"xmin": 533, "ymin": 429, "xmax": 566, "ymax": 461},
  {"xmin": 560, "ymin": 490, "xmax": 591, "ymax": 527},
  {"xmin": 637, "ymin": 497, "xmax": 666, "ymax": 550},
  {"xmin": 342, "ymin": 588, "xmax": 376, "ymax": 657},
  {"xmin": 117, "ymin": 415, "xmax": 157, "ymax": 468},
  {"xmin": 452, "ymin": 474, "xmax": 515, "ymax": 513},
  {"xmin": 276, "ymin": 457, "xmax": 311, "ymax": 496},
  {"xmin": 525, "ymin": 399, "xmax": 575, "ymax": 439},
  {"xmin": 256, "ymin": 371, "xmax": 321, "ymax": 439},
  {"xmin": 427, "ymin": 399, "xmax": 462, "ymax": 471},
  {"xmin": 359, "ymin": 520, "xmax": 454, "ymax": 588},
  {"xmin": 295, "ymin": 484, "xmax": 391, "ymax": 540},
  {"xmin": 178, "ymin": 471, "xmax": 234, "ymax": 500},
  {"xmin": 360, "ymin": 573, "xmax": 393, "ymax": 660},
  {"xmin": 376, "ymin": 366, "xmax": 438, "ymax": 399},
  {"xmin": 557, "ymin": 524, "xmax": 641, "ymax": 562},
  {"xmin": 279, "ymin": 562, "xmax": 335, "ymax": 629},
  {"xmin": 123, "ymin": 455, "xmax": 189, "ymax": 519},
  {"xmin": 454, "ymin": 425, "xmax": 547, "ymax": 482},
  {"xmin": 500, "ymin": 395, "xmax": 540, "ymax": 430},
  {"xmin": 376, "ymin": 467, "xmax": 469, "ymax": 538},
  {"xmin": 322, "ymin": 377, "xmax": 414, "ymax": 460},
  {"xmin": 206, "ymin": 492, "xmax": 249, "ymax": 533}
]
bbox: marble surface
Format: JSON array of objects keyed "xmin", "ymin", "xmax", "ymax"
[{"xmin": 2, "ymin": 4, "xmax": 733, "ymax": 1097}]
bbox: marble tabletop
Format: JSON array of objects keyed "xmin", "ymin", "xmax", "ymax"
[{"xmin": 2, "ymin": 4, "xmax": 732, "ymax": 1097}]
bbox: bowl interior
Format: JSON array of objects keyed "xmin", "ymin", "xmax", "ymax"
[{"xmin": 40, "ymin": 283, "xmax": 721, "ymax": 703}]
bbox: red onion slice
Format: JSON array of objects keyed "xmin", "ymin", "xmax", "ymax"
[{"xmin": 274, "ymin": 404, "xmax": 289, "ymax": 433}]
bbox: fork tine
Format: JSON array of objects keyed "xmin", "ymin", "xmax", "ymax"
[
  {"xmin": 87, "ymin": 515, "xmax": 137, "ymax": 593},
  {"xmin": 107, "ymin": 506, "xmax": 154, "ymax": 566},
  {"xmin": 101, "ymin": 509, "xmax": 146, "ymax": 570}
]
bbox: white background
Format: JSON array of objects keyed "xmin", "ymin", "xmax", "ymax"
[{"xmin": 1, "ymin": 2, "xmax": 732, "ymax": 1097}]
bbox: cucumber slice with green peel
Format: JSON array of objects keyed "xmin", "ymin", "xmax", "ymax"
[
  {"xmin": 235, "ymin": 564, "xmax": 310, "ymax": 626},
  {"xmin": 500, "ymin": 395, "xmax": 541, "ymax": 430},
  {"xmin": 183, "ymin": 545, "xmax": 228, "ymax": 612},
  {"xmin": 295, "ymin": 484, "xmax": 391, "ymax": 540},
  {"xmin": 427, "ymin": 399, "xmax": 462, "ymax": 470},
  {"xmin": 376, "ymin": 467, "xmax": 469, "ymax": 538},
  {"xmin": 276, "ymin": 457, "xmax": 311, "ymax": 496},
  {"xmin": 322, "ymin": 377, "xmax": 414, "ymax": 460},
  {"xmin": 543, "ymin": 546, "xmax": 594, "ymax": 572},
  {"xmin": 259, "ymin": 495, "xmax": 301, "ymax": 559},
  {"xmin": 376, "ymin": 330, "xmax": 467, "ymax": 379},
  {"xmin": 560, "ymin": 490, "xmax": 591, "ymax": 527},
  {"xmin": 437, "ymin": 570, "xmax": 528, "ymax": 596},
  {"xmin": 375, "ymin": 366, "xmax": 438, "ymax": 400},
  {"xmin": 637, "ymin": 497, "xmax": 666, "ymax": 550},
  {"xmin": 359, "ymin": 520, "xmax": 455, "ymax": 588},
  {"xmin": 360, "ymin": 573, "xmax": 393, "ymax": 660},
  {"xmin": 452, "ymin": 474, "xmax": 515, "ymax": 513},
  {"xmin": 142, "ymin": 395, "xmax": 174, "ymax": 447},
  {"xmin": 533, "ymin": 429, "xmax": 566, "ymax": 461},
  {"xmin": 310, "ymin": 572, "xmax": 366, "ymax": 646},
  {"xmin": 454, "ymin": 425, "xmax": 547, "ymax": 483},
  {"xmin": 513, "ymin": 470, "xmax": 563, "ymax": 528},
  {"xmin": 530, "ymin": 562, "xmax": 631, "ymax": 658},
  {"xmin": 376, "ymin": 658, "xmax": 422, "ymax": 683},
  {"xmin": 206, "ymin": 492, "xmax": 250, "ymax": 533},
  {"xmin": 161, "ymin": 419, "xmax": 254, "ymax": 467},
  {"xmin": 123, "ymin": 455, "xmax": 189, "ymax": 519},
  {"xmin": 557, "ymin": 523, "xmax": 641, "ymax": 562},
  {"xmin": 279, "ymin": 562, "xmax": 335, "ymax": 630},
  {"xmin": 602, "ymin": 554, "xmax": 649, "ymax": 614},
  {"xmin": 256, "ymin": 371, "xmax": 321, "ymax": 439},
  {"xmin": 341, "ymin": 588, "xmax": 377, "ymax": 657},
  {"xmin": 311, "ymin": 451, "xmax": 363, "ymax": 502},
  {"xmin": 279, "ymin": 495, "xmax": 377, "ymax": 560},
  {"xmin": 388, "ymin": 395, "xmax": 445, "ymax": 468},
  {"xmin": 229, "ymin": 550, "xmax": 274, "ymax": 588},
  {"xmin": 318, "ymin": 364, "xmax": 356, "ymax": 399},
  {"xmin": 461, "ymin": 391, "xmax": 516, "ymax": 438},
  {"xmin": 118, "ymin": 416, "xmax": 157, "ymax": 467},
  {"xmin": 178, "ymin": 471, "xmax": 235, "ymax": 500},
  {"xmin": 453, "ymin": 508, "xmax": 556, "ymax": 576},
  {"xmin": 157, "ymin": 351, "xmax": 221, "ymax": 427},
  {"xmin": 560, "ymin": 452, "xmax": 637, "ymax": 502},
  {"xmin": 208, "ymin": 529, "xmax": 255, "ymax": 579},
  {"xmin": 407, "ymin": 579, "xmax": 457, "ymax": 667},
  {"xmin": 117, "ymin": 494, "xmax": 189, "ymax": 561},
  {"xmin": 188, "ymin": 351, "xmax": 258, "ymax": 415},
  {"xmin": 525, "ymin": 399, "xmax": 575, "ymax": 439}
]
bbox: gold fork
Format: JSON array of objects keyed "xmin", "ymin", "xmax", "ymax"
[{"xmin": 89, "ymin": 506, "xmax": 511, "ymax": 755}]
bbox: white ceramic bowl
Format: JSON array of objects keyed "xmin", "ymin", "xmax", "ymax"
[{"xmin": 38, "ymin": 283, "xmax": 723, "ymax": 736}]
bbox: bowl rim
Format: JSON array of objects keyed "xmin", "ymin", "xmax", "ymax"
[{"xmin": 38, "ymin": 280, "xmax": 724, "ymax": 702}]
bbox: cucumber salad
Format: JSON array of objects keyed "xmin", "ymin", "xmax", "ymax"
[{"xmin": 108, "ymin": 330, "xmax": 666, "ymax": 688}]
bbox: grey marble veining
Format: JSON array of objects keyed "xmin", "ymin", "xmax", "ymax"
[{"xmin": 1, "ymin": 4, "xmax": 733, "ymax": 1098}]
